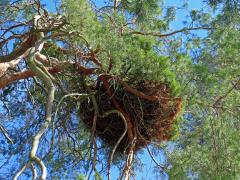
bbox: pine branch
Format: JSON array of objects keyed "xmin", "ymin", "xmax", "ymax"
[{"xmin": 129, "ymin": 27, "xmax": 213, "ymax": 38}]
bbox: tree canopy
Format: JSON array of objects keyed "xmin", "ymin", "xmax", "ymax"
[{"xmin": 0, "ymin": 0, "xmax": 239, "ymax": 179}]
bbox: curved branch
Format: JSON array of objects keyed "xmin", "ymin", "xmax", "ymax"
[
  {"xmin": 54, "ymin": 93, "xmax": 91, "ymax": 122},
  {"xmin": 14, "ymin": 15, "xmax": 59, "ymax": 179},
  {"xmin": 0, "ymin": 34, "xmax": 27, "ymax": 48},
  {"xmin": 0, "ymin": 22, "xmax": 29, "ymax": 39},
  {"xmin": 100, "ymin": 110, "xmax": 128, "ymax": 180},
  {"xmin": 146, "ymin": 145, "xmax": 165, "ymax": 170},
  {"xmin": 98, "ymin": 74, "xmax": 134, "ymax": 140},
  {"xmin": 26, "ymin": 31, "xmax": 55, "ymax": 180}
]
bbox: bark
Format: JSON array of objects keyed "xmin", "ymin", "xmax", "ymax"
[
  {"xmin": 0, "ymin": 34, "xmax": 37, "ymax": 63},
  {"xmin": 0, "ymin": 65, "xmax": 97, "ymax": 89}
]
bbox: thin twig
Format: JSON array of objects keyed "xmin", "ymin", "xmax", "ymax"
[
  {"xmin": 52, "ymin": 93, "xmax": 91, "ymax": 154},
  {"xmin": 146, "ymin": 145, "xmax": 165, "ymax": 170},
  {"xmin": 0, "ymin": 123, "xmax": 13, "ymax": 144}
]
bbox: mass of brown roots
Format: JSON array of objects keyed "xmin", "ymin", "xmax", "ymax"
[{"xmin": 80, "ymin": 79, "xmax": 182, "ymax": 154}]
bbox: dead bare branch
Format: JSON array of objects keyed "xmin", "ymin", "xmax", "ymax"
[
  {"xmin": 146, "ymin": 145, "xmax": 166, "ymax": 170},
  {"xmin": 99, "ymin": 110, "xmax": 128, "ymax": 180},
  {"xmin": 30, "ymin": 163, "xmax": 38, "ymax": 180},
  {"xmin": 0, "ymin": 123, "xmax": 13, "ymax": 144}
]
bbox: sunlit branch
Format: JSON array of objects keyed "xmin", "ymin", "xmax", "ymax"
[
  {"xmin": 99, "ymin": 110, "xmax": 128, "ymax": 180},
  {"xmin": 14, "ymin": 14, "xmax": 57, "ymax": 179},
  {"xmin": 0, "ymin": 123, "xmax": 13, "ymax": 144},
  {"xmin": 120, "ymin": 137, "xmax": 136, "ymax": 180}
]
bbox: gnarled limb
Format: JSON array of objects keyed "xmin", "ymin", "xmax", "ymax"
[
  {"xmin": 0, "ymin": 67, "xmax": 59, "ymax": 89},
  {"xmin": 0, "ymin": 34, "xmax": 38, "ymax": 63},
  {"xmin": 14, "ymin": 15, "xmax": 56, "ymax": 180},
  {"xmin": 27, "ymin": 38, "xmax": 54, "ymax": 180},
  {"xmin": 0, "ymin": 56, "xmax": 97, "ymax": 89}
]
